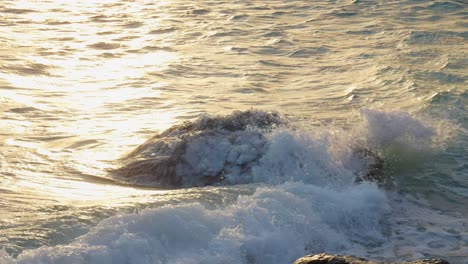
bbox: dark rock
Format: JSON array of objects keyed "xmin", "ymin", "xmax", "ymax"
[
  {"xmin": 351, "ymin": 148, "xmax": 385, "ymax": 183},
  {"xmin": 111, "ymin": 110, "xmax": 283, "ymax": 188},
  {"xmin": 293, "ymin": 253, "xmax": 449, "ymax": 264}
]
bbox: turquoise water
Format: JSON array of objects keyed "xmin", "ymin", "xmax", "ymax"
[{"xmin": 0, "ymin": 0, "xmax": 466, "ymax": 263}]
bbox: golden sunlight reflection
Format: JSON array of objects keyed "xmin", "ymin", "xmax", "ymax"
[
  {"xmin": 0, "ymin": 51, "xmax": 176, "ymax": 94},
  {"xmin": 57, "ymin": 110, "xmax": 178, "ymax": 139},
  {"xmin": 1, "ymin": 0, "xmax": 188, "ymax": 206},
  {"xmin": 61, "ymin": 85, "xmax": 164, "ymax": 110},
  {"xmin": 57, "ymin": 111, "xmax": 179, "ymax": 182},
  {"xmin": 15, "ymin": 177, "xmax": 168, "ymax": 206}
]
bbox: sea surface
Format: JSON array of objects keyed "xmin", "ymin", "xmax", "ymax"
[{"xmin": 0, "ymin": 0, "xmax": 467, "ymax": 263}]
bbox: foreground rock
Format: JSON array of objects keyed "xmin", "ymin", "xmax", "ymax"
[{"xmin": 293, "ymin": 253, "xmax": 449, "ymax": 264}]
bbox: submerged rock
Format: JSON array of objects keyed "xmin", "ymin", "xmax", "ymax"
[{"xmin": 293, "ymin": 253, "xmax": 449, "ymax": 264}]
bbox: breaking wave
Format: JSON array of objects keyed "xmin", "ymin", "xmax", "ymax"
[
  {"xmin": 111, "ymin": 109, "xmax": 437, "ymax": 189},
  {"xmin": 1, "ymin": 109, "xmax": 452, "ymax": 264}
]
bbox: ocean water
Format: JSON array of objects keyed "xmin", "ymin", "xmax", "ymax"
[{"xmin": 0, "ymin": 0, "xmax": 467, "ymax": 263}]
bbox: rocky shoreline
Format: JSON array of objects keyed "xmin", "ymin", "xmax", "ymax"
[{"xmin": 293, "ymin": 253, "xmax": 449, "ymax": 264}]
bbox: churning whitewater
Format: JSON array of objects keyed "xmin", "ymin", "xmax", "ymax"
[{"xmin": 2, "ymin": 108, "xmax": 456, "ymax": 264}]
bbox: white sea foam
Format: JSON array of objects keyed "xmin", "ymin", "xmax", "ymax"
[
  {"xmin": 2, "ymin": 182, "xmax": 388, "ymax": 264},
  {"xmin": 177, "ymin": 127, "xmax": 355, "ymax": 187},
  {"xmin": 248, "ymin": 129, "xmax": 354, "ymax": 187}
]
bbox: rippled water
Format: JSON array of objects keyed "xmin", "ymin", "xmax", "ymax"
[{"xmin": 0, "ymin": 0, "xmax": 467, "ymax": 263}]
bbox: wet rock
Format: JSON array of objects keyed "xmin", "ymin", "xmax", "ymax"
[
  {"xmin": 111, "ymin": 110, "xmax": 283, "ymax": 188},
  {"xmin": 351, "ymin": 148, "xmax": 384, "ymax": 183},
  {"xmin": 293, "ymin": 253, "xmax": 449, "ymax": 264}
]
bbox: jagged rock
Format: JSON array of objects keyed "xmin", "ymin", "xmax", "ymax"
[
  {"xmin": 111, "ymin": 110, "xmax": 283, "ymax": 188},
  {"xmin": 293, "ymin": 253, "xmax": 449, "ymax": 264}
]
